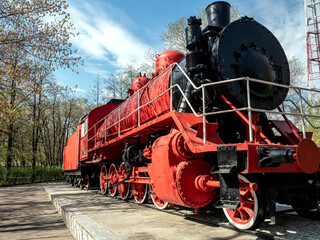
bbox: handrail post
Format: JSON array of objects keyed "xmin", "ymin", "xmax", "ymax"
[
  {"xmin": 202, "ymin": 86, "xmax": 207, "ymax": 144},
  {"xmin": 118, "ymin": 107, "xmax": 121, "ymax": 137},
  {"xmin": 104, "ymin": 119, "xmax": 107, "ymax": 143},
  {"xmin": 94, "ymin": 125, "xmax": 96, "ymax": 147},
  {"xmin": 246, "ymin": 78, "xmax": 253, "ymax": 142},
  {"xmin": 138, "ymin": 91, "xmax": 140, "ymax": 127},
  {"xmin": 170, "ymin": 66, "xmax": 173, "ymax": 112},
  {"xmin": 298, "ymin": 88, "xmax": 306, "ymax": 138}
]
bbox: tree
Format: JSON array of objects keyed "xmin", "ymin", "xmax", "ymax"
[
  {"xmin": 87, "ymin": 74, "xmax": 104, "ymax": 108},
  {"xmin": 288, "ymin": 56, "xmax": 306, "ymax": 86},
  {"xmin": 38, "ymin": 80, "xmax": 86, "ymax": 166},
  {"xmin": 0, "ymin": 0, "xmax": 82, "ymax": 174},
  {"xmin": 0, "ymin": 0, "xmax": 82, "ymax": 71},
  {"xmin": 161, "ymin": 17, "xmax": 188, "ymax": 53},
  {"xmin": 104, "ymin": 73, "xmax": 119, "ymax": 99},
  {"xmin": 104, "ymin": 64, "xmax": 138, "ymax": 100},
  {"xmin": 27, "ymin": 64, "xmax": 52, "ymax": 178},
  {"xmin": 139, "ymin": 49, "xmax": 157, "ymax": 78},
  {"xmin": 160, "ymin": 5, "xmax": 243, "ymax": 53},
  {"xmin": 0, "ymin": 56, "xmax": 30, "ymax": 171},
  {"xmin": 122, "ymin": 64, "xmax": 138, "ymax": 88},
  {"xmin": 284, "ymin": 56, "xmax": 306, "ymax": 114}
]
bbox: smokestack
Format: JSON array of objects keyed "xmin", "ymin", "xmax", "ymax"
[{"xmin": 206, "ymin": 1, "xmax": 231, "ymax": 31}]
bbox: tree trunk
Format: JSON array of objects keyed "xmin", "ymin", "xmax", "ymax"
[
  {"xmin": 6, "ymin": 76, "xmax": 17, "ymax": 178},
  {"xmin": 31, "ymin": 99, "xmax": 36, "ymax": 182},
  {"xmin": 6, "ymin": 122, "xmax": 14, "ymax": 178}
]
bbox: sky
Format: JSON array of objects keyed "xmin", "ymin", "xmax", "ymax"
[{"xmin": 55, "ymin": 0, "xmax": 309, "ymax": 96}]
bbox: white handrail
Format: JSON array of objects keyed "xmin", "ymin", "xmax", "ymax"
[{"xmin": 88, "ymin": 62, "xmax": 320, "ymax": 146}]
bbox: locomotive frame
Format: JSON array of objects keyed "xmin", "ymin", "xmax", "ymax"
[{"xmin": 63, "ymin": 1, "xmax": 320, "ymax": 230}]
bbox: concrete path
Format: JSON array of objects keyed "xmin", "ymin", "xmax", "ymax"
[
  {"xmin": 0, "ymin": 183, "xmax": 73, "ymax": 240},
  {"xmin": 3, "ymin": 183, "xmax": 318, "ymax": 240},
  {"xmin": 45, "ymin": 184, "xmax": 256, "ymax": 240}
]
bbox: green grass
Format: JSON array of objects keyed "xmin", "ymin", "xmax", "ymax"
[{"xmin": 0, "ymin": 165, "xmax": 65, "ymax": 186}]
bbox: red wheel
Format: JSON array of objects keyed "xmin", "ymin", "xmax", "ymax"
[
  {"xmin": 84, "ymin": 175, "xmax": 90, "ymax": 190},
  {"xmin": 118, "ymin": 163, "xmax": 131, "ymax": 200},
  {"xmin": 73, "ymin": 178, "xmax": 79, "ymax": 188},
  {"xmin": 80, "ymin": 177, "xmax": 85, "ymax": 189},
  {"xmin": 132, "ymin": 180, "xmax": 148, "ymax": 204},
  {"xmin": 223, "ymin": 175, "xmax": 266, "ymax": 230},
  {"xmin": 108, "ymin": 164, "xmax": 118, "ymax": 197},
  {"xmin": 100, "ymin": 165, "xmax": 108, "ymax": 195},
  {"xmin": 151, "ymin": 190, "xmax": 169, "ymax": 210}
]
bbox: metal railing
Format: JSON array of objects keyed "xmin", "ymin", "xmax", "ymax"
[
  {"xmin": 87, "ymin": 63, "xmax": 320, "ymax": 147},
  {"xmin": 283, "ymin": 88, "xmax": 320, "ymax": 129}
]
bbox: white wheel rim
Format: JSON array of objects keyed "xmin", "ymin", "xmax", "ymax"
[
  {"xmin": 151, "ymin": 193, "xmax": 169, "ymax": 210},
  {"xmin": 222, "ymin": 174, "xmax": 259, "ymax": 230}
]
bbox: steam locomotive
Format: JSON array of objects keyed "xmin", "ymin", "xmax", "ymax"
[{"xmin": 63, "ymin": 1, "xmax": 320, "ymax": 230}]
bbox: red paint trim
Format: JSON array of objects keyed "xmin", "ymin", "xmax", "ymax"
[{"xmin": 277, "ymin": 107, "xmax": 302, "ymax": 142}]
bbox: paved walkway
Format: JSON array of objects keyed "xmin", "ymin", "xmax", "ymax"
[
  {"xmin": 0, "ymin": 183, "xmax": 73, "ymax": 240},
  {"xmin": 2, "ymin": 183, "xmax": 319, "ymax": 240},
  {"xmin": 45, "ymin": 184, "xmax": 256, "ymax": 240}
]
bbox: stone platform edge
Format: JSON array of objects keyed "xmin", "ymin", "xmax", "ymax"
[{"xmin": 44, "ymin": 187, "xmax": 119, "ymax": 240}]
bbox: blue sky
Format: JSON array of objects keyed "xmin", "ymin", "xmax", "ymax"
[{"xmin": 55, "ymin": 0, "xmax": 308, "ymax": 96}]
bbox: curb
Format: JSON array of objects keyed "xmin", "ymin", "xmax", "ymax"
[{"xmin": 44, "ymin": 187, "xmax": 119, "ymax": 240}]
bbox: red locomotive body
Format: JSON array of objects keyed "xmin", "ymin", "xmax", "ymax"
[
  {"xmin": 63, "ymin": 125, "xmax": 81, "ymax": 172},
  {"xmin": 63, "ymin": 1, "xmax": 320, "ymax": 230}
]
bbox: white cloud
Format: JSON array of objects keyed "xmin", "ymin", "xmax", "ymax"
[
  {"xmin": 247, "ymin": 0, "xmax": 306, "ymax": 63},
  {"xmin": 68, "ymin": 2, "xmax": 150, "ymax": 68},
  {"xmin": 83, "ymin": 64, "xmax": 108, "ymax": 76},
  {"xmin": 73, "ymin": 87, "xmax": 87, "ymax": 93}
]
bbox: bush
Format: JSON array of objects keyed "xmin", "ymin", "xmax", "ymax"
[
  {"xmin": 0, "ymin": 165, "xmax": 64, "ymax": 186},
  {"xmin": 0, "ymin": 166, "xmax": 6, "ymax": 185}
]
